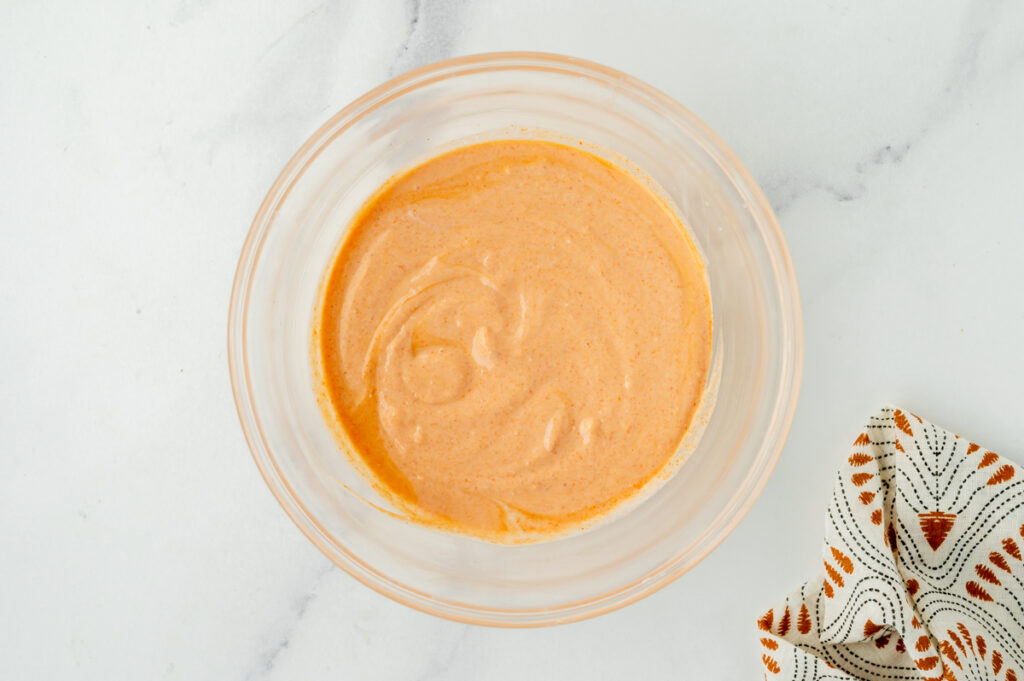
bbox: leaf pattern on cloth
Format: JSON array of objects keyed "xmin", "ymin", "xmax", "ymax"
[{"xmin": 756, "ymin": 407, "xmax": 1024, "ymax": 681}]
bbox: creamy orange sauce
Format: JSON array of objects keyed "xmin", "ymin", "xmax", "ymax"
[{"xmin": 316, "ymin": 140, "xmax": 711, "ymax": 541}]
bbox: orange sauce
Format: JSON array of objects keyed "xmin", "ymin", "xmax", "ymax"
[{"xmin": 316, "ymin": 140, "xmax": 711, "ymax": 541}]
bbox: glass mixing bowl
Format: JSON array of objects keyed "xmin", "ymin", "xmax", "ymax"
[{"xmin": 228, "ymin": 52, "xmax": 802, "ymax": 626}]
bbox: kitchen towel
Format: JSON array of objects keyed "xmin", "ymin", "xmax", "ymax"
[{"xmin": 757, "ymin": 407, "xmax": 1023, "ymax": 681}]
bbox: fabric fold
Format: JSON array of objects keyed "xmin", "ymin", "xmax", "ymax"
[{"xmin": 757, "ymin": 406, "xmax": 1024, "ymax": 681}]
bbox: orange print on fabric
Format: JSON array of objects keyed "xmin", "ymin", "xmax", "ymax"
[
  {"xmin": 755, "ymin": 407, "xmax": 1024, "ymax": 681},
  {"xmin": 919, "ymin": 512, "xmax": 956, "ymax": 550},
  {"xmin": 893, "ymin": 409, "xmax": 914, "ymax": 436}
]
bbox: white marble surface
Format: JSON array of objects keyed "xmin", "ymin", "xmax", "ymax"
[{"xmin": 3, "ymin": 1, "xmax": 1024, "ymax": 678}]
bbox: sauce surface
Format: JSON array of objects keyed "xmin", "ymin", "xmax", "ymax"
[{"xmin": 316, "ymin": 140, "xmax": 711, "ymax": 541}]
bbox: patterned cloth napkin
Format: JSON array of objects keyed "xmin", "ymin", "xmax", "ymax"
[{"xmin": 757, "ymin": 407, "xmax": 1023, "ymax": 681}]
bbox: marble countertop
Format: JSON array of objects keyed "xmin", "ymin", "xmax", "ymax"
[{"xmin": 3, "ymin": 1, "xmax": 1023, "ymax": 678}]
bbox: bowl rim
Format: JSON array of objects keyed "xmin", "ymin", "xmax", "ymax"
[{"xmin": 228, "ymin": 51, "xmax": 803, "ymax": 627}]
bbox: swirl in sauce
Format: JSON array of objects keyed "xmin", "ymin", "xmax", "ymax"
[{"xmin": 316, "ymin": 140, "xmax": 711, "ymax": 541}]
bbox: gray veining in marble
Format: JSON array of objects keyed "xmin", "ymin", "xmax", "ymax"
[{"xmin": 390, "ymin": 0, "xmax": 471, "ymax": 76}]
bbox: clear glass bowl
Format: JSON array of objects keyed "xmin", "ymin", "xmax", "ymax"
[{"xmin": 228, "ymin": 52, "xmax": 802, "ymax": 626}]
